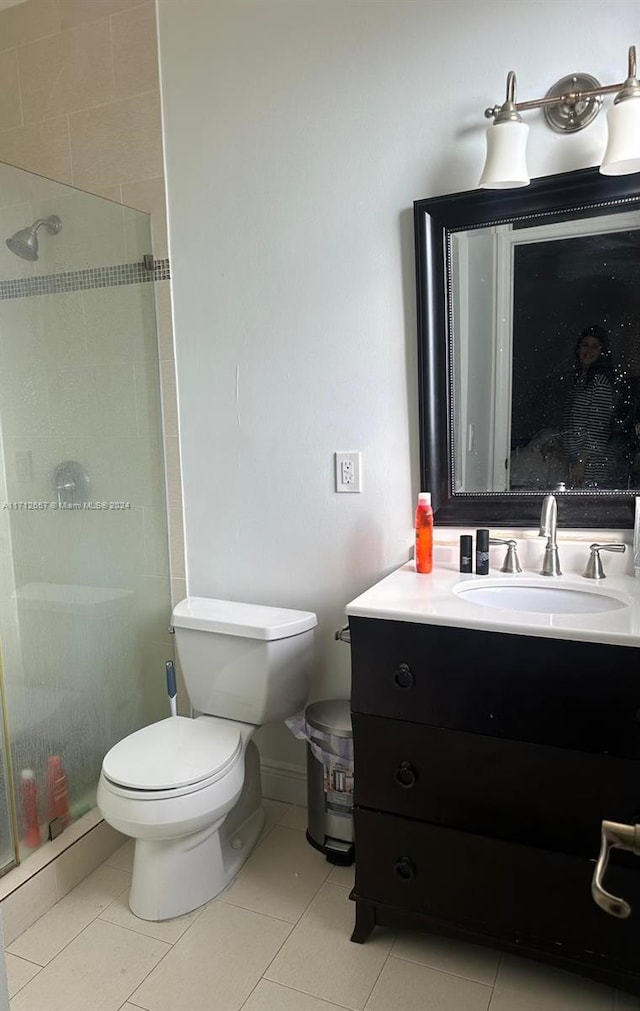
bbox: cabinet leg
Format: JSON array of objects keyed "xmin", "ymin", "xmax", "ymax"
[{"xmin": 351, "ymin": 901, "xmax": 375, "ymax": 943}]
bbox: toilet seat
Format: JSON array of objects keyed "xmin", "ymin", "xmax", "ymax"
[{"xmin": 102, "ymin": 716, "xmax": 242, "ymax": 795}]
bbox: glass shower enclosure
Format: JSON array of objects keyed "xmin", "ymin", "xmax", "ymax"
[{"xmin": 0, "ymin": 160, "xmax": 173, "ymax": 870}]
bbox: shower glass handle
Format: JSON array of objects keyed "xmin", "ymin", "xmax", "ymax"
[{"xmin": 591, "ymin": 819, "xmax": 640, "ymax": 918}]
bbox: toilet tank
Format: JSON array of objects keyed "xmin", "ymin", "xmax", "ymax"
[{"xmin": 171, "ymin": 598, "xmax": 317, "ymax": 725}]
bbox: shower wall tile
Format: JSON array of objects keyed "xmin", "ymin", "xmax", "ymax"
[
  {"xmin": 122, "ymin": 177, "xmax": 168, "ymax": 259},
  {"xmin": 0, "ymin": 0, "xmax": 61, "ymax": 51},
  {"xmin": 133, "ymin": 574, "xmax": 175, "ymax": 643},
  {"xmin": 0, "ymin": 117, "xmax": 72, "ymax": 185},
  {"xmin": 69, "ymin": 92, "xmax": 163, "ymax": 191},
  {"xmin": 3, "ymin": 438, "xmax": 54, "ymax": 503},
  {"xmin": 77, "ymin": 508, "xmax": 147, "ymax": 582},
  {"xmin": 159, "ymin": 359, "xmax": 179, "ymax": 438},
  {"xmin": 93, "ymin": 436, "xmax": 164, "ymax": 508},
  {"xmin": 10, "ymin": 507, "xmax": 147, "ymax": 587},
  {"xmin": 171, "ymin": 577, "xmax": 186, "ymax": 606},
  {"xmin": 46, "ymin": 365, "xmax": 99, "ymax": 439},
  {"xmin": 122, "ymin": 202, "xmax": 152, "ymax": 263},
  {"xmin": 111, "ymin": 3, "xmax": 158, "ymax": 100},
  {"xmin": 33, "ymin": 193, "xmax": 127, "ymax": 272},
  {"xmin": 164, "ymin": 436, "xmax": 183, "ymax": 510},
  {"xmin": 59, "ymin": 0, "xmax": 140, "ymax": 31},
  {"xmin": 0, "ymin": 50, "xmax": 22, "ymax": 132},
  {"xmin": 0, "ymin": 175, "xmax": 34, "ymax": 210},
  {"xmin": 0, "ymin": 368, "xmax": 50, "ymax": 439},
  {"xmin": 96, "ymin": 364, "xmax": 144, "ymax": 438},
  {"xmin": 91, "ymin": 184, "xmax": 122, "ymax": 204},
  {"xmin": 168, "ymin": 506, "xmax": 185, "ymax": 579},
  {"xmin": 83, "ymin": 286, "xmax": 155, "ymax": 364},
  {"xmin": 0, "ymin": 292, "xmax": 87, "ymax": 370},
  {"xmin": 134, "ymin": 361, "xmax": 163, "ymax": 438},
  {"xmin": 153, "ymin": 280, "xmax": 174, "ymax": 361},
  {"xmin": 18, "ymin": 20, "xmax": 114, "ymax": 124},
  {"xmin": 142, "ymin": 505, "xmax": 170, "ymax": 578},
  {"xmin": 47, "ymin": 363, "xmax": 138, "ymax": 441}
]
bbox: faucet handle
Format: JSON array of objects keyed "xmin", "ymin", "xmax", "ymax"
[
  {"xmin": 582, "ymin": 542, "xmax": 626, "ymax": 580},
  {"xmin": 489, "ymin": 537, "xmax": 522, "ymax": 574}
]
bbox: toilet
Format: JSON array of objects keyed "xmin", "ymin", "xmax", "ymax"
[{"xmin": 97, "ymin": 597, "xmax": 316, "ymax": 921}]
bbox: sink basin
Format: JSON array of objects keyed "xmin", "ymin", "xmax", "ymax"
[{"xmin": 454, "ymin": 582, "xmax": 628, "ymax": 615}]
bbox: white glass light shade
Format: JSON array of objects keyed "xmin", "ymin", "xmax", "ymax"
[
  {"xmin": 600, "ymin": 99, "xmax": 640, "ymax": 176},
  {"xmin": 478, "ymin": 119, "xmax": 530, "ymax": 189}
]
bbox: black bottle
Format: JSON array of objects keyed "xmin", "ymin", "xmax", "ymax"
[
  {"xmin": 475, "ymin": 528, "xmax": 490, "ymax": 575},
  {"xmin": 459, "ymin": 535, "xmax": 473, "ymax": 573}
]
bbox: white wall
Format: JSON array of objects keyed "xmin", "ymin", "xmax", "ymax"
[{"xmin": 157, "ymin": 0, "xmax": 638, "ymax": 768}]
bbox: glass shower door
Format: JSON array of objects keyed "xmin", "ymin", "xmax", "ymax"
[
  {"xmin": 0, "ymin": 160, "xmax": 173, "ymax": 859},
  {"xmin": 0, "ymin": 648, "xmax": 17, "ymax": 875}
]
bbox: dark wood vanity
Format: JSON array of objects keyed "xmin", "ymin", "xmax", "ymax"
[{"xmin": 348, "ymin": 614, "xmax": 640, "ymax": 995}]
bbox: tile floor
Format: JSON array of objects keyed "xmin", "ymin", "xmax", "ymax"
[{"xmin": 4, "ymin": 800, "xmax": 639, "ymax": 1011}]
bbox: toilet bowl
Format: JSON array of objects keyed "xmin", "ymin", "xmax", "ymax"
[
  {"xmin": 97, "ymin": 715, "xmax": 264, "ymax": 920},
  {"xmin": 98, "ymin": 598, "xmax": 316, "ymax": 921}
]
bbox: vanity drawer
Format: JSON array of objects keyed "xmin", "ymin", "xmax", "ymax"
[
  {"xmin": 349, "ymin": 617, "xmax": 640, "ymax": 758},
  {"xmin": 353, "ymin": 808, "xmax": 640, "ymax": 967},
  {"xmin": 353, "ymin": 713, "xmax": 640, "ymax": 857}
]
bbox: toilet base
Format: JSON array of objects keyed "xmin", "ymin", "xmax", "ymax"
[{"xmin": 128, "ymin": 740, "xmax": 265, "ymax": 921}]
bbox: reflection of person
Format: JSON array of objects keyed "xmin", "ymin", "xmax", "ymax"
[{"xmin": 562, "ymin": 326, "xmax": 616, "ymax": 487}]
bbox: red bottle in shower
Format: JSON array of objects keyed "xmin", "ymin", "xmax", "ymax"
[
  {"xmin": 47, "ymin": 756, "xmax": 70, "ymax": 829},
  {"xmin": 21, "ymin": 769, "xmax": 41, "ymax": 848}
]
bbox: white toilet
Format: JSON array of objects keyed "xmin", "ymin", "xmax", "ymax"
[{"xmin": 97, "ymin": 597, "xmax": 316, "ymax": 921}]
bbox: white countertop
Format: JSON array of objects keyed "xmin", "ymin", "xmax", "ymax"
[{"xmin": 346, "ymin": 539, "xmax": 640, "ymax": 648}]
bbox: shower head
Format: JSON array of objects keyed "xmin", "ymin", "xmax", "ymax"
[{"xmin": 6, "ymin": 214, "xmax": 62, "ymax": 261}]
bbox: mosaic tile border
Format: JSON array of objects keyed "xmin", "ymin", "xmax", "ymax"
[{"xmin": 0, "ymin": 257, "xmax": 170, "ymax": 300}]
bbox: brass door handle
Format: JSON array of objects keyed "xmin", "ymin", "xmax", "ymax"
[{"xmin": 591, "ymin": 819, "xmax": 640, "ymax": 918}]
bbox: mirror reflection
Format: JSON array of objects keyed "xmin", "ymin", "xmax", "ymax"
[{"xmin": 452, "ymin": 210, "xmax": 640, "ymax": 495}]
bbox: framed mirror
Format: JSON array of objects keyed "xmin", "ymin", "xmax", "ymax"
[{"xmin": 415, "ymin": 167, "xmax": 640, "ymax": 528}]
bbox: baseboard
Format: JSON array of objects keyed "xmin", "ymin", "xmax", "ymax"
[{"xmin": 260, "ymin": 759, "xmax": 307, "ymax": 806}]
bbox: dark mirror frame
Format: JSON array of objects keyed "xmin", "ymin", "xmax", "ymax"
[{"xmin": 414, "ymin": 167, "xmax": 640, "ymax": 530}]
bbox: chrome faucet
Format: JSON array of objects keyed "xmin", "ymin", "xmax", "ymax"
[
  {"xmin": 630, "ymin": 495, "xmax": 634, "ymax": 578},
  {"xmin": 539, "ymin": 494, "xmax": 562, "ymax": 576}
]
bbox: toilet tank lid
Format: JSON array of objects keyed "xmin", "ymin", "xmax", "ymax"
[{"xmin": 171, "ymin": 597, "xmax": 317, "ymax": 640}]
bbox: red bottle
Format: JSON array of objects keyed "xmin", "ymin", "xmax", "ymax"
[
  {"xmin": 21, "ymin": 769, "xmax": 41, "ymax": 848},
  {"xmin": 415, "ymin": 492, "xmax": 433, "ymax": 574},
  {"xmin": 47, "ymin": 756, "xmax": 70, "ymax": 829}
]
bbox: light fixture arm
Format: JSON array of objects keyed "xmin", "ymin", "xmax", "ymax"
[{"xmin": 484, "ymin": 45, "xmax": 638, "ymax": 129}]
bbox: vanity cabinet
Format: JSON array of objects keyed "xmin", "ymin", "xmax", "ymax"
[{"xmin": 349, "ymin": 615, "xmax": 640, "ymax": 995}]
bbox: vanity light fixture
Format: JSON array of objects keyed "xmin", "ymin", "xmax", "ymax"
[{"xmin": 479, "ymin": 44, "xmax": 640, "ymax": 188}]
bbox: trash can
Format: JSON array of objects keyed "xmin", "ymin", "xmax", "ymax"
[{"xmin": 305, "ymin": 699, "xmax": 354, "ymax": 865}]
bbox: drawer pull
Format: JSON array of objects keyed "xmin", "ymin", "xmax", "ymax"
[
  {"xmin": 393, "ymin": 664, "xmax": 415, "ymax": 690},
  {"xmin": 394, "ymin": 762, "xmax": 417, "ymax": 789},
  {"xmin": 394, "ymin": 856, "xmax": 415, "ymax": 881},
  {"xmin": 592, "ymin": 819, "xmax": 640, "ymax": 918}
]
